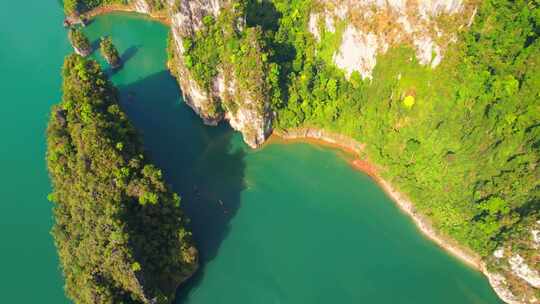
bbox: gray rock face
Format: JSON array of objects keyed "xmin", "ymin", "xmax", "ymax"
[
  {"xmin": 169, "ymin": 0, "xmax": 223, "ymax": 125},
  {"xmin": 73, "ymin": 45, "xmax": 91, "ymax": 57},
  {"xmin": 309, "ymin": 0, "xmax": 473, "ymax": 79}
]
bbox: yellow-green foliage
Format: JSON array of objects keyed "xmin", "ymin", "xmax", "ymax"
[
  {"xmin": 47, "ymin": 54, "xmax": 197, "ymax": 304},
  {"xmin": 403, "ymin": 95, "xmax": 415, "ymax": 108}
]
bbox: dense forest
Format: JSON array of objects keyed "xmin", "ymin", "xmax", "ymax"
[{"xmin": 46, "ymin": 54, "xmax": 197, "ymax": 304}]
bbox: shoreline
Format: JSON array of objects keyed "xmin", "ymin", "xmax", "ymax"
[
  {"xmin": 270, "ymin": 128, "xmax": 484, "ymax": 269},
  {"xmin": 271, "ymin": 128, "xmax": 522, "ymax": 303},
  {"xmin": 83, "ymin": 4, "xmax": 170, "ymax": 25}
]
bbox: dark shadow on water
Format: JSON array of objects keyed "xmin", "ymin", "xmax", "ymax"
[
  {"xmin": 104, "ymin": 65, "xmax": 121, "ymax": 77},
  {"xmin": 121, "ymin": 45, "xmax": 140, "ymax": 65},
  {"xmin": 104, "ymin": 45, "xmax": 140, "ymax": 76},
  {"xmin": 116, "ymin": 70, "xmax": 246, "ymax": 302},
  {"xmin": 91, "ymin": 39, "xmax": 100, "ymax": 53}
]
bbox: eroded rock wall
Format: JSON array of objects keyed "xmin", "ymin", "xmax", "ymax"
[
  {"xmin": 309, "ymin": 0, "xmax": 475, "ymax": 79},
  {"xmin": 167, "ymin": 0, "xmax": 271, "ymax": 147},
  {"xmin": 134, "ymin": 0, "xmax": 151, "ymax": 14},
  {"xmin": 486, "ymin": 219, "xmax": 540, "ymax": 304}
]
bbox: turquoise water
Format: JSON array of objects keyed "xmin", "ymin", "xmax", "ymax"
[{"xmin": 0, "ymin": 3, "xmax": 502, "ymax": 304}]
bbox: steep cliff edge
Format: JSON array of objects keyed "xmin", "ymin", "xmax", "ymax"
[
  {"xmin": 167, "ymin": 0, "xmax": 273, "ymax": 147},
  {"xmin": 308, "ymin": 0, "xmax": 473, "ymax": 79}
]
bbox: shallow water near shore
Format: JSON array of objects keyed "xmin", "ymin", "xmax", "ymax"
[{"xmin": 0, "ymin": 4, "xmax": 502, "ymax": 303}]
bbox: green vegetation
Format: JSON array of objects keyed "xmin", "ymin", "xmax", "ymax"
[
  {"xmin": 46, "ymin": 54, "xmax": 197, "ymax": 304},
  {"xmin": 179, "ymin": 1, "xmax": 278, "ymax": 117},
  {"xmin": 183, "ymin": 0, "xmax": 539, "ymax": 260},
  {"xmin": 68, "ymin": 27, "xmax": 91, "ymax": 55},
  {"xmin": 100, "ymin": 36, "xmax": 121, "ymax": 68}
]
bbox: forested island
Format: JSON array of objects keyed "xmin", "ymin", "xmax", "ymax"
[
  {"xmin": 100, "ymin": 36, "xmax": 122, "ymax": 68},
  {"xmin": 52, "ymin": 0, "xmax": 540, "ymax": 303},
  {"xmin": 46, "ymin": 54, "xmax": 197, "ymax": 304},
  {"xmin": 68, "ymin": 27, "xmax": 91, "ymax": 56}
]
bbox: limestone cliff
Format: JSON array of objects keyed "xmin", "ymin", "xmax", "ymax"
[
  {"xmin": 168, "ymin": 0, "xmax": 225, "ymax": 126},
  {"xmin": 166, "ymin": 0, "xmax": 272, "ymax": 148},
  {"xmin": 485, "ymin": 219, "xmax": 540, "ymax": 304},
  {"xmin": 162, "ymin": 0, "xmax": 475, "ymax": 147},
  {"xmin": 309, "ymin": 0, "xmax": 473, "ymax": 79},
  {"xmin": 134, "ymin": 0, "xmax": 152, "ymax": 14}
]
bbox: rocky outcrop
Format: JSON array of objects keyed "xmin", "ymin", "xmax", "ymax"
[
  {"xmin": 168, "ymin": 0, "xmax": 225, "ymax": 126},
  {"xmin": 309, "ymin": 0, "xmax": 474, "ymax": 79},
  {"xmin": 486, "ymin": 272, "xmax": 522, "ymax": 304},
  {"xmin": 509, "ymin": 255, "xmax": 540, "ymax": 288},
  {"xmin": 72, "ymin": 45, "xmax": 91, "ymax": 57},
  {"xmin": 68, "ymin": 28, "xmax": 92, "ymax": 57},
  {"xmin": 486, "ymin": 220, "xmax": 540, "ymax": 304},
  {"xmin": 134, "ymin": 0, "xmax": 151, "ymax": 14},
  {"xmin": 167, "ymin": 0, "xmax": 271, "ymax": 147}
]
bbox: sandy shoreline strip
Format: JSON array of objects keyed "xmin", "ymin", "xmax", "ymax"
[{"xmin": 83, "ymin": 4, "xmax": 170, "ymax": 25}]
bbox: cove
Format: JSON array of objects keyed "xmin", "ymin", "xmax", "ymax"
[
  {"xmin": 0, "ymin": 4, "xmax": 501, "ymax": 304},
  {"xmin": 82, "ymin": 13, "xmax": 502, "ymax": 303}
]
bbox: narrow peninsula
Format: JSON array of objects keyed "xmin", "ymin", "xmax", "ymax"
[{"xmin": 46, "ymin": 54, "xmax": 198, "ymax": 304}]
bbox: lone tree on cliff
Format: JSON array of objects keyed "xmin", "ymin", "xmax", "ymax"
[
  {"xmin": 100, "ymin": 36, "xmax": 122, "ymax": 69},
  {"xmin": 68, "ymin": 27, "xmax": 91, "ymax": 57}
]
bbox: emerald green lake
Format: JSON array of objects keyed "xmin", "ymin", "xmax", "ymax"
[{"xmin": 0, "ymin": 3, "xmax": 502, "ymax": 303}]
